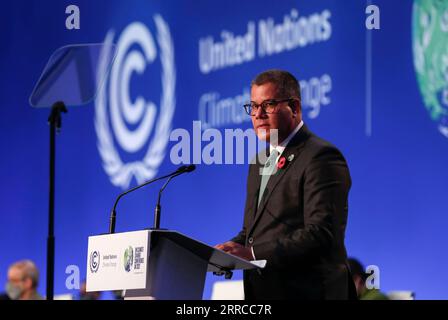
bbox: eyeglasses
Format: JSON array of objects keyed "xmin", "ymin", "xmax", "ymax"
[
  {"xmin": 243, "ymin": 98, "xmax": 293, "ymax": 116},
  {"xmin": 8, "ymin": 276, "xmax": 26, "ymax": 284}
]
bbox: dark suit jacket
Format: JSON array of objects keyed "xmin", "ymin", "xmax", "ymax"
[{"xmin": 231, "ymin": 124, "xmax": 354, "ymax": 300}]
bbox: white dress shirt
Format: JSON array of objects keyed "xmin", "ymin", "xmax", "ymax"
[{"xmin": 269, "ymin": 120, "xmax": 304, "ymax": 163}]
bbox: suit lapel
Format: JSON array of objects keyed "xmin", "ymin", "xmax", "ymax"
[
  {"xmin": 248, "ymin": 125, "xmax": 311, "ymax": 235},
  {"xmin": 247, "ymin": 165, "xmax": 262, "ymax": 227}
]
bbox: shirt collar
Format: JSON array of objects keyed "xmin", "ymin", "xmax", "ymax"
[{"xmin": 270, "ymin": 120, "xmax": 304, "ymax": 155}]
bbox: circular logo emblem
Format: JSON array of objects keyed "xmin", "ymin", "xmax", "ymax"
[
  {"xmin": 413, "ymin": 0, "xmax": 448, "ymax": 138},
  {"xmin": 123, "ymin": 246, "xmax": 134, "ymax": 273},
  {"xmin": 95, "ymin": 15, "xmax": 176, "ymax": 189},
  {"xmin": 89, "ymin": 250, "xmax": 100, "ymax": 273}
]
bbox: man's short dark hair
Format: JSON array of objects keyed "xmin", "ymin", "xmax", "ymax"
[{"xmin": 251, "ymin": 69, "xmax": 301, "ymax": 102}]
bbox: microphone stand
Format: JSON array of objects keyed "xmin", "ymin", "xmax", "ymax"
[
  {"xmin": 109, "ymin": 169, "xmax": 183, "ymax": 234},
  {"xmin": 153, "ymin": 172, "xmax": 182, "ymax": 230},
  {"xmin": 46, "ymin": 101, "xmax": 67, "ymax": 301}
]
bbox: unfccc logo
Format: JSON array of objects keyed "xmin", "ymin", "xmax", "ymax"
[
  {"xmin": 95, "ymin": 15, "xmax": 176, "ymax": 189},
  {"xmin": 89, "ymin": 250, "xmax": 100, "ymax": 273}
]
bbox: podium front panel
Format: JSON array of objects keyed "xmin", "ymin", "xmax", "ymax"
[{"xmin": 86, "ymin": 230, "xmax": 150, "ymax": 292}]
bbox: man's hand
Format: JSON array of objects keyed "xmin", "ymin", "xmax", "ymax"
[{"xmin": 214, "ymin": 241, "xmax": 254, "ymax": 261}]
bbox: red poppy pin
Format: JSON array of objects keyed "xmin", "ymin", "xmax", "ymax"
[
  {"xmin": 277, "ymin": 156, "xmax": 287, "ymax": 169},
  {"xmin": 277, "ymin": 154, "xmax": 295, "ymax": 169}
]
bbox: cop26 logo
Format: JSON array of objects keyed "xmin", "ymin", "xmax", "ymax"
[
  {"xmin": 95, "ymin": 15, "xmax": 176, "ymax": 189},
  {"xmin": 123, "ymin": 246, "xmax": 134, "ymax": 273},
  {"xmin": 413, "ymin": 0, "xmax": 448, "ymax": 138}
]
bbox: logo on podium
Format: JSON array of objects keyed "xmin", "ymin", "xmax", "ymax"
[
  {"xmin": 123, "ymin": 246, "xmax": 134, "ymax": 273},
  {"xmin": 89, "ymin": 250, "xmax": 100, "ymax": 273}
]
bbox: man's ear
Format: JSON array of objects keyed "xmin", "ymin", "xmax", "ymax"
[{"xmin": 289, "ymin": 100, "xmax": 299, "ymax": 116}]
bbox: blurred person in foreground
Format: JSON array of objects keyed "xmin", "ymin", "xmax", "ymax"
[
  {"xmin": 348, "ymin": 257, "xmax": 389, "ymax": 300},
  {"xmin": 5, "ymin": 260, "xmax": 44, "ymax": 300}
]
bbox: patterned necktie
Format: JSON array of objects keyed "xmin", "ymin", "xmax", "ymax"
[{"xmin": 257, "ymin": 149, "xmax": 280, "ymax": 208}]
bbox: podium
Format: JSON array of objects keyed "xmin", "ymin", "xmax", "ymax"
[{"xmin": 86, "ymin": 230, "xmax": 265, "ymax": 300}]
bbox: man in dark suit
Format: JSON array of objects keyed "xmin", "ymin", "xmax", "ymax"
[{"xmin": 216, "ymin": 69, "xmax": 354, "ymax": 300}]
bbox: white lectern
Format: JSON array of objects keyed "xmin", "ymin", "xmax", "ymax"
[{"xmin": 86, "ymin": 230, "xmax": 265, "ymax": 300}]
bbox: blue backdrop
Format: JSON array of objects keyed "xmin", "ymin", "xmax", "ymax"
[{"xmin": 0, "ymin": 0, "xmax": 447, "ymax": 299}]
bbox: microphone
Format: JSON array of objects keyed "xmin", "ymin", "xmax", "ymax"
[
  {"xmin": 176, "ymin": 164, "xmax": 196, "ymax": 173},
  {"xmin": 153, "ymin": 165, "xmax": 196, "ymax": 229},
  {"xmin": 108, "ymin": 165, "xmax": 196, "ymax": 234}
]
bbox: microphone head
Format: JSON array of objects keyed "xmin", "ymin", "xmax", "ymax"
[{"xmin": 177, "ymin": 164, "xmax": 196, "ymax": 173}]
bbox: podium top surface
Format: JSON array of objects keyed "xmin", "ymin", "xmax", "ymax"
[
  {"xmin": 86, "ymin": 229, "xmax": 265, "ymax": 293},
  {"xmin": 149, "ymin": 229, "xmax": 266, "ymax": 272}
]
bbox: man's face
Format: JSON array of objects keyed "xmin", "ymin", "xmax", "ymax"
[
  {"xmin": 8, "ymin": 268, "xmax": 32, "ymax": 289},
  {"xmin": 6, "ymin": 267, "xmax": 24, "ymax": 300},
  {"xmin": 250, "ymin": 83, "xmax": 299, "ymax": 144}
]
